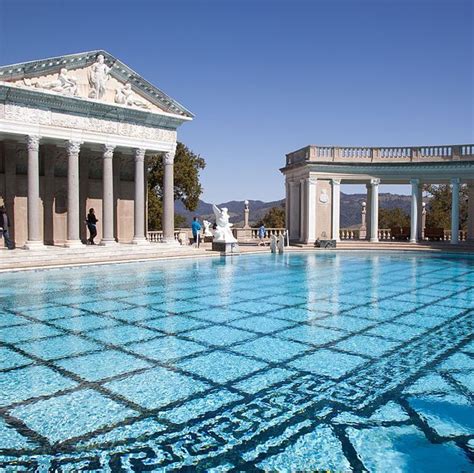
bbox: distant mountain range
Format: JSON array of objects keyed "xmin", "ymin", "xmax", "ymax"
[{"xmin": 175, "ymin": 193, "xmax": 412, "ymax": 228}]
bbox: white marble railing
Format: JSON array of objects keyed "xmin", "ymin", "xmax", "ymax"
[
  {"xmin": 250, "ymin": 228, "xmax": 286, "ymax": 239},
  {"xmin": 339, "ymin": 228, "xmax": 468, "ymax": 242},
  {"xmin": 147, "ymin": 230, "xmax": 180, "ymax": 243}
]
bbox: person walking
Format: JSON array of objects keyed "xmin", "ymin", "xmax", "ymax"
[
  {"xmin": 191, "ymin": 216, "xmax": 202, "ymax": 247},
  {"xmin": 0, "ymin": 206, "xmax": 14, "ymax": 250},
  {"xmin": 85, "ymin": 208, "xmax": 98, "ymax": 245},
  {"xmin": 258, "ymin": 224, "xmax": 266, "ymax": 246}
]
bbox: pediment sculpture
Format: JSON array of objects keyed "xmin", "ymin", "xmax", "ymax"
[
  {"xmin": 88, "ymin": 54, "xmax": 111, "ymax": 99},
  {"xmin": 115, "ymin": 83, "xmax": 149, "ymax": 109},
  {"xmin": 26, "ymin": 68, "xmax": 78, "ymax": 96}
]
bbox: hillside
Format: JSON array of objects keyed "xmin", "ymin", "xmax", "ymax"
[{"xmin": 174, "ymin": 193, "xmax": 412, "ymax": 228}]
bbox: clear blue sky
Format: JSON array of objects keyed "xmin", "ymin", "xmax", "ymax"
[{"xmin": 0, "ymin": 0, "xmax": 472, "ymax": 202}]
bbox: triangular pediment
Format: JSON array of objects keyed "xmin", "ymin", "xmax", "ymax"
[{"xmin": 0, "ymin": 50, "xmax": 193, "ymax": 118}]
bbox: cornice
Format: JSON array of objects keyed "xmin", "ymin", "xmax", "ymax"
[{"xmin": 0, "ymin": 84, "xmax": 188, "ymax": 130}]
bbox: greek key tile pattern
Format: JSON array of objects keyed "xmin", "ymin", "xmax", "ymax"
[{"xmin": 0, "ymin": 253, "xmax": 473, "ymax": 471}]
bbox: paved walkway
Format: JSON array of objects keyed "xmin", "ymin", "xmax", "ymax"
[{"xmin": 0, "ymin": 241, "xmax": 472, "ymax": 272}]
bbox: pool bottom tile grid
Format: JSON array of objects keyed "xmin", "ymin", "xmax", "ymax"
[{"xmin": 0, "ymin": 252, "xmax": 473, "ymax": 472}]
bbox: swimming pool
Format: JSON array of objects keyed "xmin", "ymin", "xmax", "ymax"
[{"xmin": 0, "ymin": 252, "xmax": 473, "ymax": 471}]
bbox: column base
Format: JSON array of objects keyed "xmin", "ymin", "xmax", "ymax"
[
  {"xmin": 100, "ymin": 239, "xmax": 117, "ymax": 247},
  {"xmin": 131, "ymin": 237, "xmax": 150, "ymax": 245},
  {"xmin": 450, "ymin": 239, "xmax": 459, "ymax": 245},
  {"xmin": 64, "ymin": 240, "xmax": 84, "ymax": 248},
  {"xmin": 24, "ymin": 240, "xmax": 45, "ymax": 250},
  {"xmin": 162, "ymin": 238, "xmax": 180, "ymax": 246},
  {"xmin": 409, "ymin": 238, "xmax": 417, "ymax": 243},
  {"xmin": 370, "ymin": 237, "xmax": 379, "ymax": 243}
]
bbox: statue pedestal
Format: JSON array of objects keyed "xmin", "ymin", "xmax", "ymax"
[{"xmin": 212, "ymin": 241, "xmax": 240, "ymax": 255}]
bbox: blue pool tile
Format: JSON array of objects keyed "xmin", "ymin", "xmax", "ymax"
[
  {"xmin": 290, "ymin": 349, "xmax": 366, "ymax": 379},
  {"xmin": 177, "ymin": 351, "xmax": 267, "ymax": 383},
  {"xmin": 0, "ymin": 417, "xmax": 38, "ymax": 449},
  {"xmin": 257, "ymin": 424, "xmax": 351, "ymax": 472},
  {"xmin": 105, "ymin": 367, "xmax": 208, "ymax": 409},
  {"xmin": 0, "ymin": 312, "xmax": 30, "ymax": 327},
  {"xmin": 0, "ymin": 365, "xmax": 77, "ymax": 406},
  {"xmin": 279, "ymin": 325, "xmax": 345, "ymax": 346},
  {"xmin": 452, "ymin": 371, "xmax": 474, "ymax": 394},
  {"xmin": 160, "ymin": 389, "xmax": 242, "ymax": 424},
  {"xmin": 188, "ymin": 307, "xmax": 246, "ymax": 323},
  {"xmin": 272, "ymin": 307, "xmax": 319, "ymax": 322},
  {"xmin": 127, "ymin": 336, "xmax": 206, "ymax": 362},
  {"xmin": 51, "ymin": 314, "xmax": 119, "ymax": 331},
  {"xmin": 397, "ymin": 313, "xmax": 445, "ymax": 329},
  {"xmin": 21, "ymin": 334, "xmax": 101, "ymax": 360},
  {"xmin": 404, "ymin": 374, "xmax": 454, "ymax": 396},
  {"xmin": 415, "ymin": 305, "xmax": 466, "ymax": 318},
  {"xmin": 186, "ymin": 325, "xmax": 254, "ymax": 346},
  {"xmin": 20, "ymin": 305, "xmax": 88, "ymax": 321},
  {"xmin": 229, "ymin": 315, "xmax": 293, "ymax": 334},
  {"xmin": 55, "ymin": 350, "xmax": 152, "ymax": 382},
  {"xmin": 76, "ymin": 300, "xmax": 134, "ymax": 313},
  {"xmin": 441, "ymin": 353, "xmax": 474, "ymax": 371},
  {"xmin": 345, "ymin": 306, "xmax": 398, "ymax": 321},
  {"xmin": 408, "ymin": 393, "xmax": 474, "ymax": 438},
  {"xmin": 335, "ymin": 335, "xmax": 399, "ymax": 357},
  {"xmin": 366, "ymin": 322, "xmax": 426, "ymax": 341},
  {"xmin": 231, "ymin": 300, "xmax": 282, "ymax": 315},
  {"xmin": 315, "ymin": 315, "xmax": 375, "ymax": 332},
  {"xmin": 0, "ymin": 347, "xmax": 33, "ymax": 370},
  {"xmin": 232, "ymin": 336, "xmax": 307, "ymax": 362},
  {"xmin": 234, "ymin": 368, "xmax": 294, "ymax": 394},
  {"xmin": 111, "ymin": 306, "xmax": 161, "ymax": 322},
  {"xmin": 141, "ymin": 315, "xmax": 208, "ymax": 333},
  {"xmin": 347, "ymin": 425, "xmax": 472, "ymax": 472},
  {"xmin": 265, "ymin": 294, "xmax": 307, "ymax": 305},
  {"xmin": 10, "ymin": 389, "xmax": 137, "ymax": 444},
  {"xmin": 88, "ymin": 324, "xmax": 157, "ymax": 346},
  {"xmin": 0, "ymin": 323, "xmax": 62, "ymax": 344}
]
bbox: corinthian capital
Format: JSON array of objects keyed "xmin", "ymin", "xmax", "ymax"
[
  {"xmin": 26, "ymin": 135, "xmax": 41, "ymax": 152},
  {"xmin": 163, "ymin": 151, "xmax": 175, "ymax": 165},
  {"xmin": 103, "ymin": 144, "xmax": 115, "ymax": 160},
  {"xmin": 67, "ymin": 140, "xmax": 82, "ymax": 156},
  {"xmin": 370, "ymin": 178, "xmax": 380, "ymax": 186},
  {"xmin": 134, "ymin": 148, "xmax": 146, "ymax": 163}
]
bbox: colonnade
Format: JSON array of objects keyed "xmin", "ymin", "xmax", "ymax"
[{"xmin": 15, "ymin": 134, "xmax": 176, "ymax": 249}]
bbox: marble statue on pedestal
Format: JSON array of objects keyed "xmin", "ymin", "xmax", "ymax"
[
  {"xmin": 212, "ymin": 205, "xmax": 237, "ymax": 243},
  {"xmin": 203, "ymin": 220, "xmax": 213, "ymax": 237},
  {"xmin": 88, "ymin": 54, "xmax": 111, "ymax": 99}
]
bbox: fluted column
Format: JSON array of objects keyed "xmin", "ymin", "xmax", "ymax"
[
  {"xmin": 299, "ymin": 179, "xmax": 305, "ymax": 243},
  {"xmin": 25, "ymin": 135, "xmax": 43, "ymax": 249},
  {"xmin": 410, "ymin": 179, "xmax": 419, "ymax": 243},
  {"xmin": 285, "ymin": 180, "xmax": 290, "ymax": 232},
  {"xmin": 65, "ymin": 140, "xmax": 82, "ymax": 247},
  {"xmin": 451, "ymin": 177, "xmax": 460, "ymax": 244},
  {"xmin": 467, "ymin": 181, "xmax": 474, "ymax": 241},
  {"xmin": 101, "ymin": 144, "xmax": 116, "ymax": 245},
  {"xmin": 305, "ymin": 177, "xmax": 317, "ymax": 243},
  {"xmin": 369, "ymin": 178, "xmax": 380, "ymax": 242},
  {"xmin": 332, "ymin": 178, "xmax": 341, "ymax": 241},
  {"xmin": 132, "ymin": 148, "xmax": 148, "ymax": 244},
  {"xmin": 162, "ymin": 150, "xmax": 176, "ymax": 243}
]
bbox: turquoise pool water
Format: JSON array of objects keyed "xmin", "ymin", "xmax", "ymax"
[{"xmin": 0, "ymin": 252, "xmax": 473, "ymax": 471}]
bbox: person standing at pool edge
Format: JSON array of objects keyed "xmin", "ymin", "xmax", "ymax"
[
  {"xmin": 191, "ymin": 216, "xmax": 202, "ymax": 247},
  {"xmin": 0, "ymin": 206, "xmax": 14, "ymax": 249},
  {"xmin": 258, "ymin": 223, "xmax": 266, "ymax": 246},
  {"xmin": 86, "ymin": 208, "xmax": 98, "ymax": 245}
]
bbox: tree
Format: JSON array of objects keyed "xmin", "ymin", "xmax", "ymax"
[
  {"xmin": 379, "ymin": 208, "xmax": 410, "ymax": 229},
  {"xmin": 256, "ymin": 206, "xmax": 286, "ymax": 228},
  {"xmin": 147, "ymin": 142, "xmax": 206, "ymax": 230},
  {"xmin": 425, "ymin": 184, "xmax": 468, "ymax": 229}
]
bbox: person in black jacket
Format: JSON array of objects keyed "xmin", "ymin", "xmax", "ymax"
[
  {"xmin": 86, "ymin": 208, "xmax": 98, "ymax": 245},
  {"xmin": 0, "ymin": 206, "xmax": 14, "ymax": 250}
]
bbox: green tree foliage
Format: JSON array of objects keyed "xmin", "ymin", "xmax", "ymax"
[
  {"xmin": 378, "ymin": 208, "xmax": 410, "ymax": 229},
  {"xmin": 256, "ymin": 206, "xmax": 286, "ymax": 228},
  {"xmin": 425, "ymin": 184, "xmax": 468, "ymax": 230},
  {"xmin": 147, "ymin": 142, "xmax": 206, "ymax": 230}
]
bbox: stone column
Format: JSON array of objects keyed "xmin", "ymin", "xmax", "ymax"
[
  {"xmin": 25, "ymin": 135, "xmax": 43, "ymax": 249},
  {"xmin": 451, "ymin": 177, "xmax": 460, "ymax": 244},
  {"xmin": 369, "ymin": 178, "xmax": 380, "ymax": 242},
  {"xmin": 332, "ymin": 178, "xmax": 341, "ymax": 241},
  {"xmin": 285, "ymin": 180, "xmax": 290, "ymax": 232},
  {"xmin": 132, "ymin": 148, "xmax": 147, "ymax": 244},
  {"xmin": 101, "ymin": 144, "xmax": 116, "ymax": 246},
  {"xmin": 243, "ymin": 200, "xmax": 250, "ymax": 229},
  {"xmin": 4, "ymin": 142, "xmax": 17, "ymax": 246},
  {"xmin": 467, "ymin": 181, "xmax": 474, "ymax": 241},
  {"xmin": 299, "ymin": 179, "xmax": 305, "ymax": 243},
  {"xmin": 305, "ymin": 177, "xmax": 317, "ymax": 243},
  {"xmin": 416, "ymin": 183, "xmax": 423, "ymax": 240},
  {"xmin": 421, "ymin": 202, "xmax": 427, "ymax": 240},
  {"xmin": 366, "ymin": 184, "xmax": 372, "ymax": 241},
  {"xmin": 410, "ymin": 179, "xmax": 419, "ymax": 243},
  {"xmin": 162, "ymin": 150, "xmax": 176, "ymax": 244},
  {"xmin": 65, "ymin": 140, "xmax": 82, "ymax": 247}
]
